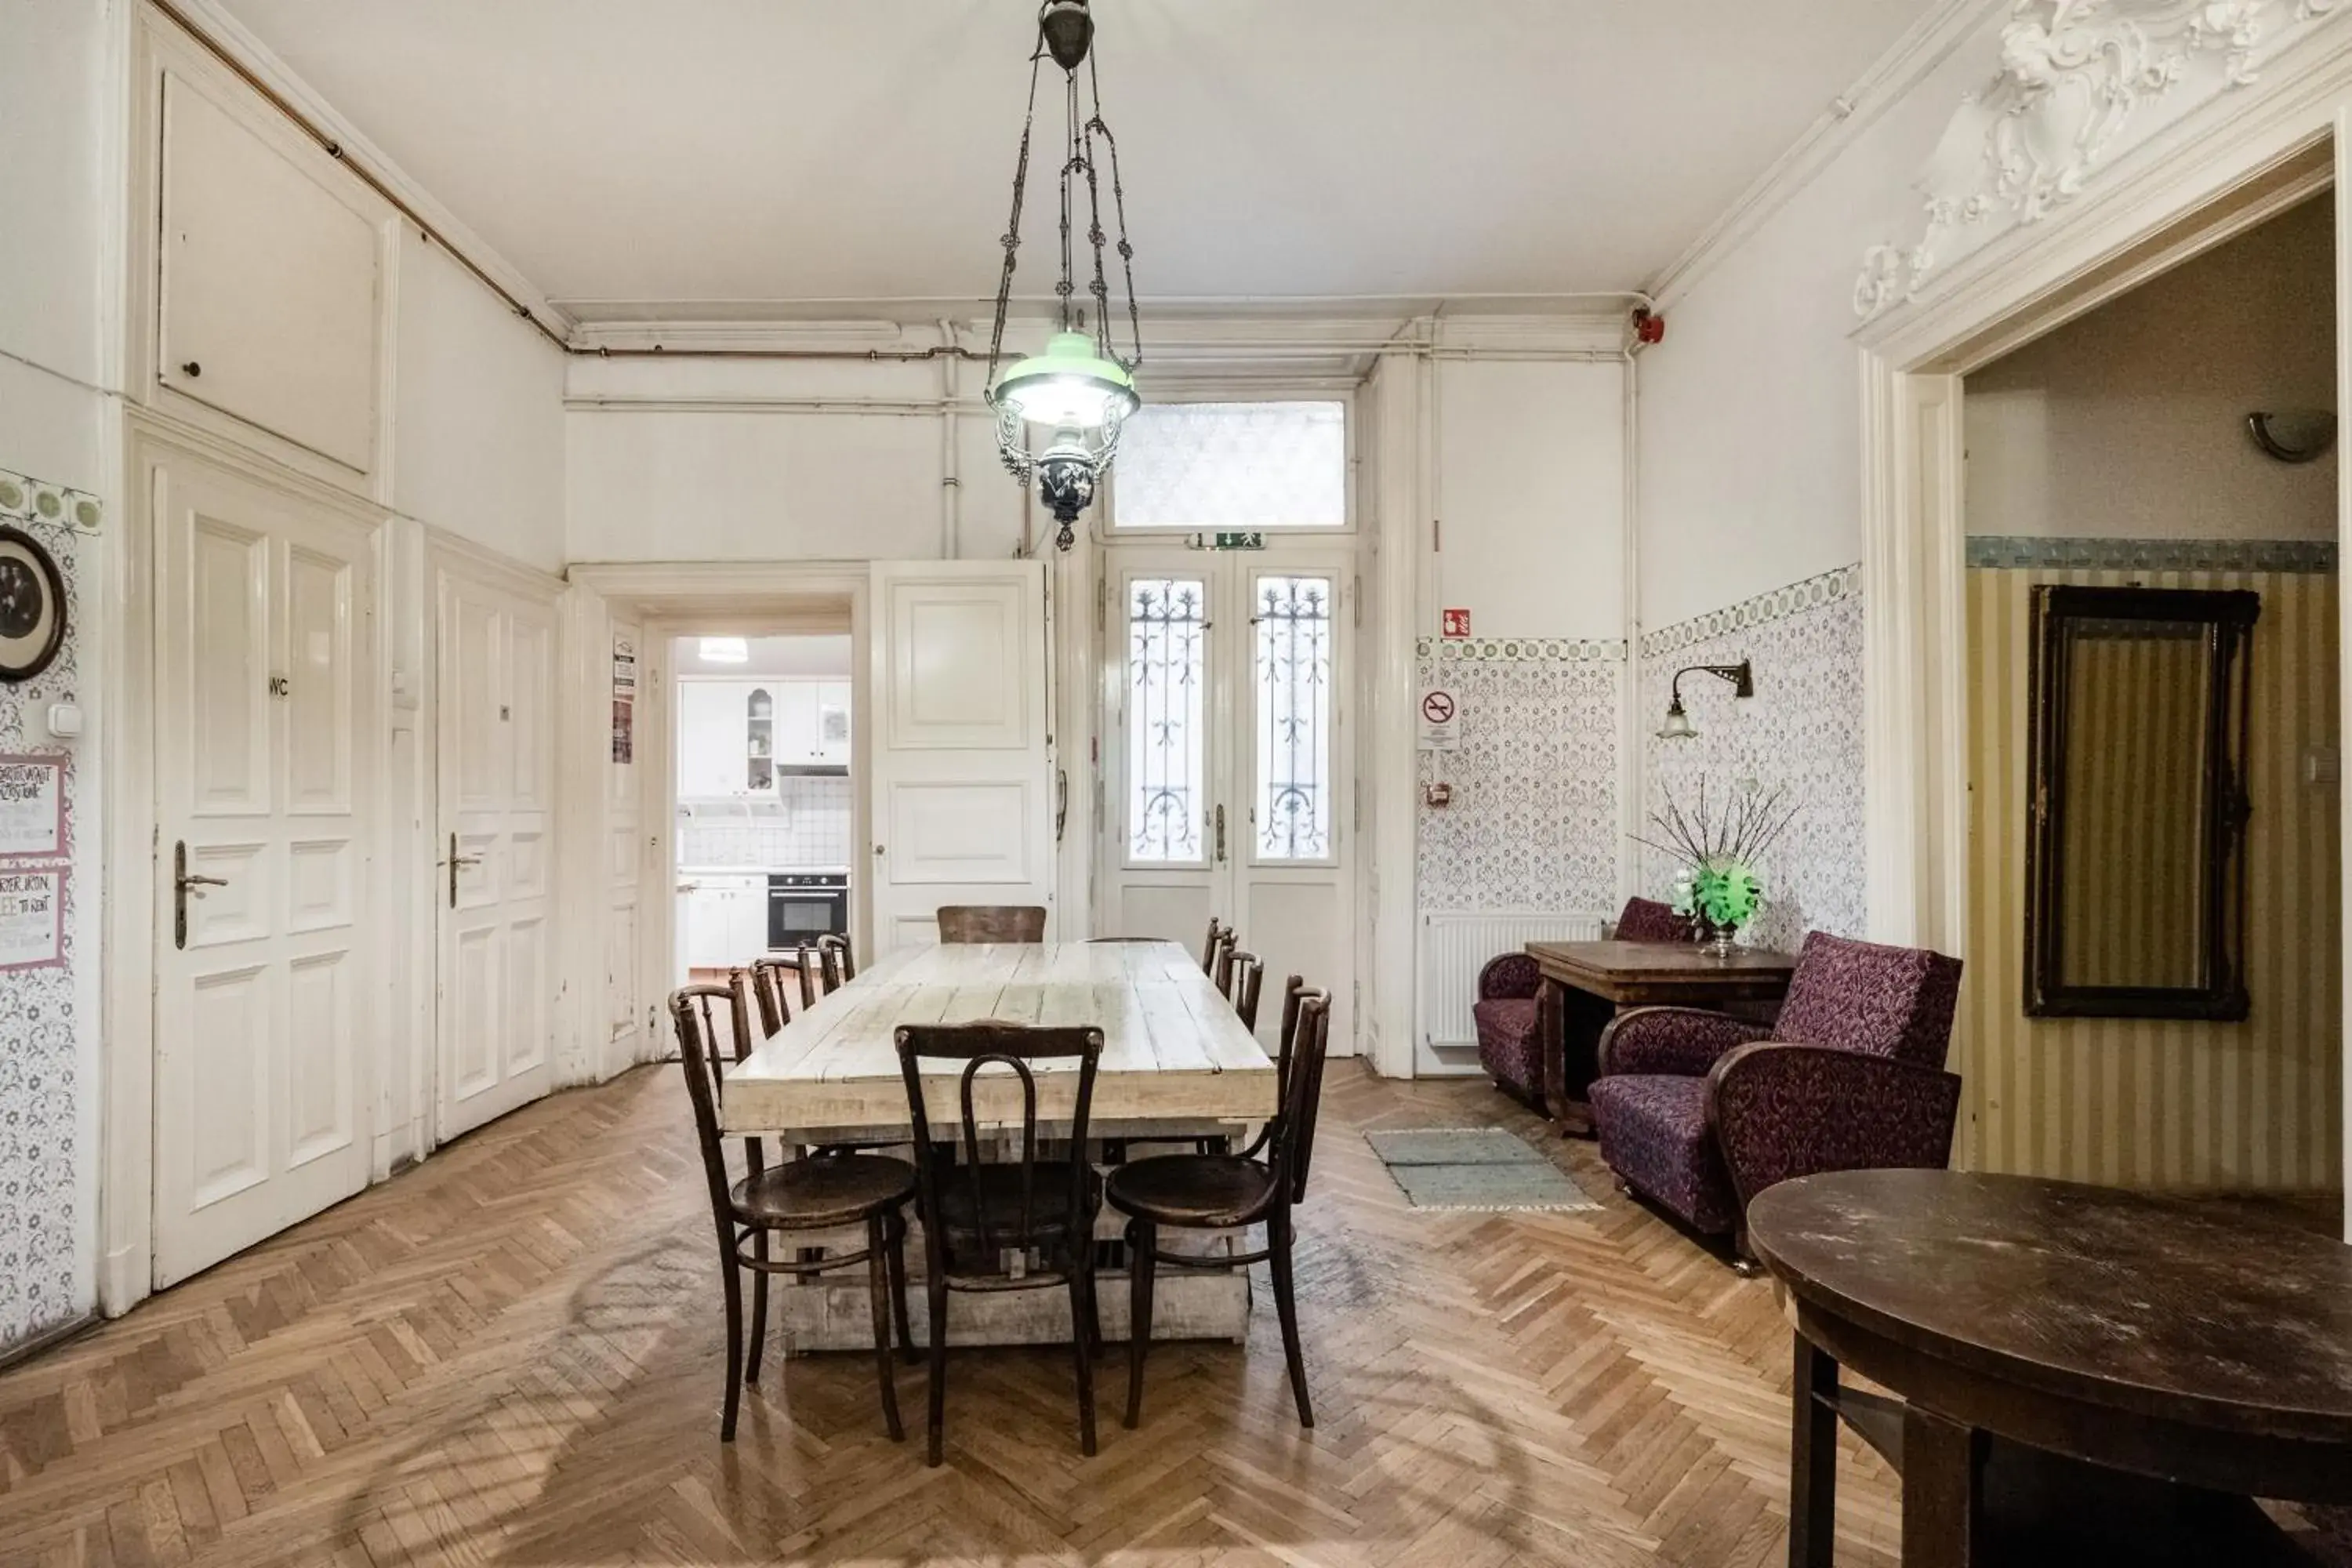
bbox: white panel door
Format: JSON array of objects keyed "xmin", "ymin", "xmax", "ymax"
[
  {"xmin": 1098, "ymin": 546, "xmax": 1356, "ymax": 1052},
  {"xmin": 435, "ymin": 569, "xmax": 559, "ymax": 1142},
  {"xmin": 154, "ymin": 456, "xmax": 376, "ymax": 1287},
  {"xmin": 867, "ymin": 561, "xmax": 1054, "ymax": 955}
]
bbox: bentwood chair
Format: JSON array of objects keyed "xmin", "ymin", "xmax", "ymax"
[
  {"xmin": 936, "ymin": 905, "xmax": 1047, "ymax": 943},
  {"xmin": 817, "ymin": 933, "xmax": 855, "ymax": 990},
  {"xmin": 1206, "ymin": 925, "xmax": 1240, "ymax": 993},
  {"xmin": 1225, "ymin": 950, "xmax": 1265, "ymax": 1032},
  {"xmin": 1108, "ymin": 984, "xmax": 1330, "ymax": 1429},
  {"xmin": 894, "ymin": 1021, "xmax": 1106, "ymax": 1465},
  {"xmin": 670, "ymin": 985, "xmax": 916, "ymax": 1443},
  {"xmin": 1201, "ymin": 917, "xmax": 1233, "ymax": 973},
  {"xmin": 746, "ymin": 956, "xmax": 806, "ymax": 1038}
]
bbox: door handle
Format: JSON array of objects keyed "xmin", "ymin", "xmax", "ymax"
[
  {"xmin": 173, "ymin": 841, "xmax": 227, "ymax": 949},
  {"xmin": 1214, "ymin": 804, "xmax": 1226, "ymax": 864},
  {"xmin": 445, "ymin": 832, "xmax": 485, "ymax": 908}
]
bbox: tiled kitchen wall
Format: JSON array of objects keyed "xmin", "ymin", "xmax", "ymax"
[{"xmin": 677, "ymin": 776, "xmax": 854, "ymax": 868}]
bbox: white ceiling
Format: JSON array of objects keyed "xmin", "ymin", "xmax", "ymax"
[{"xmin": 216, "ymin": 0, "xmax": 1938, "ymax": 321}]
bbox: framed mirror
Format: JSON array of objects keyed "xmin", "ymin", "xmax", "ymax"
[{"xmin": 2025, "ymin": 585, "xmax": 2258, "ymax": 1020}]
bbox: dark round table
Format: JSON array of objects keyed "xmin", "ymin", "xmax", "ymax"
[{"xmin": 1747, "ymin": 1169, "xmax": 2352, "ymax": 1567}]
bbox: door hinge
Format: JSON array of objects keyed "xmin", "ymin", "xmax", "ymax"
[
  {"xmin": 1432, "ymin": 518, "xmax": 1443, "ymax": 553},
  {"xmin": 1352, "ymin": 574, "xmax": 1362, "ymax": 629},
  {"xmin": 1095, "ymin": 575, "xmax": 1107, "ymax": 633}
]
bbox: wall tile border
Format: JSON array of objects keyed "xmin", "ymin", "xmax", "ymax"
[
  {"xmin": 1414, "ymin": 636, "xmax": 1628, "ymax": 662},
  {"xmin": 1639, "ymin": 563, "xmax": 1861, "ymax": 659},
  {"xmin": 0, "ymin": 473, "xmax": 103, "ymax": 535},
  {"xmin": 1965, "ymin": 535, "xmax": 2339, "ymax": 573}
]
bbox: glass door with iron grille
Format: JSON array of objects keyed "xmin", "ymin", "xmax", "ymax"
[{"xmin": 1099, "ymin": 545, "xmax": 1354, "ymax": 1051}]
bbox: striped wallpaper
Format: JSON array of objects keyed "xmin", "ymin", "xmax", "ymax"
[{"xmin": 1962, "ymin": 564, "xmax": 2343, "ymax": 1191}]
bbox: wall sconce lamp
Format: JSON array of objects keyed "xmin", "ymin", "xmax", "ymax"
[
  {"xmin": 2247, "ymin": 410, "xmax": 2336, "ymax": 464},
  {"xmin": 1657, "ymin": 658, "xmax": 1754, "ymax": 741}
]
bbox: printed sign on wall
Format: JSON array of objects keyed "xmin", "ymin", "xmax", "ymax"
[
  {"xmin": 0, "ymin": 866, "xmax": 63, "ymax": 970},
  {"xmin": 0, "ymin": 756, "xmax": 63, "ymax": 858},
  {"xmin": 611, "ymin": 636, "xmax": 637, "ymax": 764},
  {"xmin": 1418, "ymin": 688, "xmax": 1461, "ymax": 752},
  {"xmin": 1441, "ymin": 608, "xmax": 1472, "ymax": 638}
]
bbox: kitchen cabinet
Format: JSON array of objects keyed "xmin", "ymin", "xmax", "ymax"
[
  {"xmin": 677, "ymin": 681, "xmax": 749, "ymax": 799},
  {"xmin": 679, "ymin": 677, "xmax": 851, "ymax": 796},
  {"xmin": 680, "ymin": 873, "xmax": 768, "ymax": 968}
]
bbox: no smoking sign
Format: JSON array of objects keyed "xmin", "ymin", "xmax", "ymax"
[{"xmin": 1419, "ymin": 688, "xmax": 1461, "ymax": 752}]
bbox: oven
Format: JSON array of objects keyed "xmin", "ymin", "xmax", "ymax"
[{"xmin": 768, "ymin": 871, "xmax": 848, "ymax": 948}]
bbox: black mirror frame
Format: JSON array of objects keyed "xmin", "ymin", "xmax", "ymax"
[{"xmin": 2024, "ymin": 584, "xmax": 2259, "ymax": 1022}]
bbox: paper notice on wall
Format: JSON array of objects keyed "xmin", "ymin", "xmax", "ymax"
[
  {"xmin": 0, "ymin": 757, "xmax": 63, "ymax": 858},
  {"xmin": 0, "ymin": 866, "xmax": 63, "ymax": 970},
  {"xmin": 612, "ymin": 637, "xmax": 637, "ymax": 763},
  {"xmin": 1419, "ymin": 688, "xmax": 1461, "ymax": 752}
]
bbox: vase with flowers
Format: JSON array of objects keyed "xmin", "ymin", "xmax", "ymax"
[{"xmin": 1637, "ymin": 779, "xmax": 1798, "ymax": 957}]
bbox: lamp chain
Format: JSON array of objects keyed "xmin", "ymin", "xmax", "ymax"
[
  {"xmin": 1086, "ymin": 49, "xmax": 1142, "ymax": 372},
  {"xmin": 985, "ymin": 49, "xmax": 1047, "ymax": 394}
]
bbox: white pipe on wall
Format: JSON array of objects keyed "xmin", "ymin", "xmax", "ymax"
[{"xmin": 938, "ymin": 319, "xmax": 963, "ymax": 559}]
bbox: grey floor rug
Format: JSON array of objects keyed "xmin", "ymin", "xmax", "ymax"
[{"xmin": 1365, "ymin": 1127, "xmax": 1601, "ymax": 1212}]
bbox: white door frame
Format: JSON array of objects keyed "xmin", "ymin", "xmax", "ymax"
[
  {"xmin": 1855, "ymin": 94, "xmax": 2350, "ymax": 1222},
  {"xmin": 1095, "ymin": 539, "xmax": 1360, "ymax": 1051},
  {"xmin": 103, "ymin": 418, "xmax": 395, "ymax": 1315},
  {"xmin": 562, "ymin": 562, "xmax": 866, "ymax": 1070}
]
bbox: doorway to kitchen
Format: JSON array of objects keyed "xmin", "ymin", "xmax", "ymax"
[{"xmin": 672, "ymin": 633, "xmax": 855, "ymax": 1013}]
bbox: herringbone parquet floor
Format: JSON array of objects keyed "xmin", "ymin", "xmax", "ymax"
[{"xmin": 0, "ymin": 1062, "xmax": 1918, "ymax": 1567}]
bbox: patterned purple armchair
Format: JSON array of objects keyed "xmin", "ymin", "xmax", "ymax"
[
  {"xmin": 1475, "ymin": 898, "xmax": 1691, "ymax": 1105},
  {"xmin": 1588, "ymin": 931, "xmax": 1963, "ymax": 1250}
]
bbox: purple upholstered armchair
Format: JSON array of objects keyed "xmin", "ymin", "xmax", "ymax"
[
  {"xmin": 1588, "ymin": 931, "xmax": 1963, "ymax": 1254},
  {"xmin": 1475, "ymin": 898, "xmax": 1690, "ymax": 1105}
]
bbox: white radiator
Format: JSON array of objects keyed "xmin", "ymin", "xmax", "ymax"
[{"xmin": 1418, "ymin": 910, "xmax": 1606, "ymax": 1050}]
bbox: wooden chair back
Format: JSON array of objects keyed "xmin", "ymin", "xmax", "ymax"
[
  {"xmin": 746, "ymin": 956, "xmax": 800, "ymax": 1037},
  {"xmin": 818, "ymin": 932, "xmax": 855, "ymax": 989},
  {"xmin": 1209, "ymin": 927, "xmax": 1239, "ymax": 993},
  {"xmin": 936, "ymin": 905, "xmax": 1047, "ymax": 943},
  {"xmin": 892, "ymin": 1022, "xmax": 1102, "ymax": 1270},
  {"xmin": 1271, "ymin": 991, "xmax": 1332, "ymax": 1203},
  {"xmin": 1201, "ymin": 916, "xmax": 1232, "ymax": 972},
  {"xmin": 1229, "ymin": 951, "xmax": 1265, "ymax": 1032},
  {"xmin": 670, "ymin": 984, "xmax": 763, "ymax": 1218}
]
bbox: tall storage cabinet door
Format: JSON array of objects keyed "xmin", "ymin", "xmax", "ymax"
[
  {"xmin": 159, "ymin": 73, "xmax": 383, "ymax": 474},
  {"xmin": 866, "ymin": 561, "xmax": 1054, "ymax": 955},
  {"xmin": 151, "ymin": 452, "xmax": 378, "ymax": 1287}
]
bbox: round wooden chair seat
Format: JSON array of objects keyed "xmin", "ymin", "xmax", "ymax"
[
  {"xmin": 731, "ymin": 1153, "xmax": 915, "ymax": 1229},
  {"xmin": 1107, "ymin": 1153, "xmax": 1278, "ymax": 1229},
  {"xmin": 931, "ymin": 1162, "xmax": 1103, "ymax": 1247}
]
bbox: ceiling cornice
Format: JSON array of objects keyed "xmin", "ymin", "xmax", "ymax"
[
  {"xmin": 1644, "ymin": 0, "xmax": 2002, "ymax": 309},
  {"xmin": 153, "ymin": 0, "xmax": 572, "ymax": 336}
]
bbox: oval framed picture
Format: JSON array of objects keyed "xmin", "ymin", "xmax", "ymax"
[{"xmin": 0, "ymin": 525, "xmax": 67, "ymax": 683}]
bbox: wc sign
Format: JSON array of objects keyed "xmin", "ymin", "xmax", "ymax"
[{"xmin": 1419, "ymin": 688, "xmax": 1461, "ymax": 751}]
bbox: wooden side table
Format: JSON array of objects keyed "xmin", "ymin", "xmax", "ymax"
[
  {"xmin": 1750, "ymin": 1170, "xmax": 2352, "ymax": 1567},
  {"xmin": 1523, "ymin": 940, "xmax": 1797, "ymax": 1135}
]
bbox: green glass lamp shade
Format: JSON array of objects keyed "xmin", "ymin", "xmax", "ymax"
[{"xmin": 991, "ymin": 331, "xmax": 1140, "ymax": 430}]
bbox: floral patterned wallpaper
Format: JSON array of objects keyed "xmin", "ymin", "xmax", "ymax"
[
  {"xmin": 1415, "ymin": 637, "xmax": 1625, "ymax": 913},
  {"xmin": 0, "ymin": 469, "xmax": 96, "ymax": 1357},
  {"xmin": 1639, "ymin": 565, "xmax": 1866, "ymax": 951}
]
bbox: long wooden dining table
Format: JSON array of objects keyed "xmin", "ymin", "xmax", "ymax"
[{"xmin": 720, "ymin": 938, "xmax": 1279, "ymax": 1352}]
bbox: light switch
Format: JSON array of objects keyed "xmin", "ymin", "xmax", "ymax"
[
  {"xmin": 42, "ymin": 702, "xmax": 83, "ymax": 741},
  {"xmin": 2306, "ymin": 745, "xmax": 2340, "ymax": 786}
]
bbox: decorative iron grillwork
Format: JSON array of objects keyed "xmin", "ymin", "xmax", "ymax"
[
  {"xmin": 1254, "ymin": 575, "xmax": 1333, "ymax": 860},
  {"xmin": 1128, "ymin": 578, "xmax": 1207, "ymax": 862}
]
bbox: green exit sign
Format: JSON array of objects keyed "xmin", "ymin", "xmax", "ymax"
[{"xmin": 1188, "ymin": 531, "xmax": 1266, "ymax": 551}]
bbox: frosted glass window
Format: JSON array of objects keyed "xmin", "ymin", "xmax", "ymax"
[
  {"xmin": 1128, "ymin": 578, "xmax": 1207, "ymax": 862},
  {"xmin": 1254, "ymin": 575, "xmax": 1334, "ymax": 861},
  {"xmin": 1112, "ymin": 401, "xmax": 1346, "ymax": 529}
]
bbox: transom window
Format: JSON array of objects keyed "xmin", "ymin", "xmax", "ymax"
[{"xmin": 1111, "ymin": 401, "xmax": 1347, "ymax": 531}]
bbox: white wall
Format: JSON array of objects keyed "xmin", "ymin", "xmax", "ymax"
[
  {"xmin": 565, "ymin": 354, "xmax": 1025, "ymax": 563},
  {"xmin": 1436, "ymin": 358, "xmax": 1626, "ymax": 638},
  {"xmin": 0, "ymin": 0, "xmax": 118, "ymax": 1358},
  {"xmin": 0, "ymin": 0, "xmax": 117, "ymax": 493},
  {"xmin": 1635, "ymin": 12, "xmax": 2000, "ymax": 629},
  {"xmin": 1965, "ymin": 193, "xmax": 2337, "ymax": 542},
  {"xmin": 392, "ymin": 232, "xmax": 568, "ymax": 571}
]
